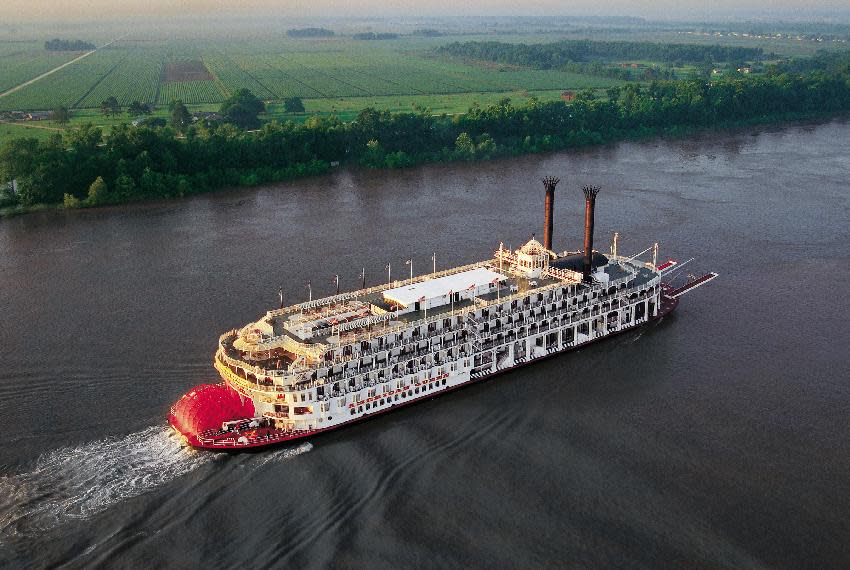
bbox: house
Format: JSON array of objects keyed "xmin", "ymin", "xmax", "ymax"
[
  {"xmin": 192, "ymin": 112, "xmax": 224, "ymax": 123},
  {"xmin": 737, "ymin": 67, "xmax": 753, "ymax": 74},
  {"xmin": 561, "ymin": 90, "xmax": 575, "ymax": 102},
  {"xmin": 25, "ymin": 112, "xmax": 50, "ymax": 121}
]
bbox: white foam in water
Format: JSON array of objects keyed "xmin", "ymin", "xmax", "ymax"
[
  {"xmin": 252, "ymin": 442, "xmax": 313, "ymax": 469},
  {"xmin": 0, "ymin": 427, "xmax": 313, "ymax": 542},
  {"xmin": 0, "ymin": 426, "xmax": 215, "ymax": 540}
]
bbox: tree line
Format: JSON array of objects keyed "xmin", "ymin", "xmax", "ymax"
[
  {"xmin": 438, "ymin": 40, "xmax": 764, "ymax": 67},
  {"xmin": 286, "ymin": 28, "xmax": 334, "ymax": 38},
  {"xmin": 352, "ymin": 32, "xmax": 399, "ymax": 40},
  {"xmin": 2, "ymin": 54, "xmax": 849, "ymax": 211},
  {"xmin": 44, "ymin": 39, "xmax": 96, "ymax": 51}
]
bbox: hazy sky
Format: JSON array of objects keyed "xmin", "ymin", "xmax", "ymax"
[{"xmin": 2, "ymin": 0, "xmax": 849, "ymax": 22}]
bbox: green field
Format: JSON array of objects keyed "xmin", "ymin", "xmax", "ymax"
[
  {"xmin": 0, "ymin": 22, "xmax": 843, "ymax": 147},
  {"xmin": 0, "ymin": 34, "xmax": 626, "ymax": 112}
]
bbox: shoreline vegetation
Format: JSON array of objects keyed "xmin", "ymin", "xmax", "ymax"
[
  {"xmin": 1, "ymin": 110, "xmax": 846, "ymax": 219},
  {"xmin": 2, "ymin": 51, "xmax": 849, "ymax": 218}
]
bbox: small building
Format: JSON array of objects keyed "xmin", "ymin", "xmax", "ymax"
[
  {"xmin": 25, "ymin": 112, "xmax": 50, "ymax": 121},
  {"xmin": 192, "ymin": 112, "xmax": 224, "ymax": 123},
  {"xmin": 561, "ymin": 90, "xmax": 575, "ymax": 102}
]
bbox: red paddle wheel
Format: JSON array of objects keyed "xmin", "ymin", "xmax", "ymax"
[{"xmin": 169, "ymin": 383, "xmax": 254, "ymax": 443}]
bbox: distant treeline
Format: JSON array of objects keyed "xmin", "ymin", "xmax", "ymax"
[
  {"xmin": 44, "ymin": 39, "xmax": 95, "ymax": 51},
  {"xmin": 413, "ymin": 29, "xmax": 443, "ymax": 37},
  {"xmin": 286, "ymin": 28, "xmax": 334, "ymax": 38},
  {"xmin": 438, "ymin": 40, "xmax": 764, "ymax": 66},
  {"xmin": 767, "ymin": 49, "xmax": 850, "ymax": 75},
  {"xmin": 2, "ymin": 53, "xmax": 849, "ymax": 211},
  {"xmin": 352, "ymin": 32, "xmax": 399, "ymax": 40}
]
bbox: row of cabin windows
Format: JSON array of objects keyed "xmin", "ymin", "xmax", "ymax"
[
  {"xmin": 322, "ymin": 284, "xmax": 652, "ymax": 364},
  {"xmin": 333, "ymin": 363, "xmax": 452, "ymax": 407},
  {"xmin": 327, "ymin": 288, "xmax": 574, "ymax": 361},
  {"xmin": 325, "ymin": 294, "xmax": 652, "ymax": 401},
  {"xmin": 349, "ymin": 379, "xmax": 449, "ymax": 415}
]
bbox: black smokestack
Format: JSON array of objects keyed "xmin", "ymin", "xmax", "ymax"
[
  {"xmin": 582, "ymin": 185, "xmax": 600, "ymax": 281},
  {"xmin": 541, "ymin": 176, "xmax": 559, "ymax": 250}
]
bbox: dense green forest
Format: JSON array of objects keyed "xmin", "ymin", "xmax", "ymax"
[
  {"xmin": 1, "ymin": 51, "xmax": 849, "ymax": 212},
  {"xmin": 438, "ymin": 40, "xmax": 764, "ymax": 66},
  {"xmin": 768, "ymin": 50, "xmax": 850, "ymax": 74}
]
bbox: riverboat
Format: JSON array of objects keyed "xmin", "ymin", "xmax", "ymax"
[{"xmin": 169, "ymin": 178, "xmax": 716, "ymax": 450}]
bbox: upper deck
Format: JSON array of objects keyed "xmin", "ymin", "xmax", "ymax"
[{"xmin": 219, "ymin": 238, "xmax": 660, "ymax": 381}]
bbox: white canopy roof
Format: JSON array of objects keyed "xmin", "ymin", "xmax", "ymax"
[{"xmin": 383, "ymin": 267, "xmax": 507, "ymax": 307}]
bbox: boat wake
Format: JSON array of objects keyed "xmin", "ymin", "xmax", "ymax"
[
  {"xmin": 0, "ymin": 426, "xmax": 218, "ymax": 541},
  {"xmin": 250, "ymin": 442, "xmax": 313, "ymax": 469}
]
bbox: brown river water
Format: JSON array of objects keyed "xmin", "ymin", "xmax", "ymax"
[{"xmin": 1, "ymin": 118, "xmax": 849, "ymax": 568}]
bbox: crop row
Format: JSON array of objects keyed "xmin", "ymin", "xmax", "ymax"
[
  {"xmin": 157, "ymin": 80, "xmax": 226, "ymax": 105},
  {"xmin": 0, "ymin": 48, "xmax": 126, "ymax": 110},
  {"xmin": 78, "ymin": 51, "xmax": 163, "ymax": 107},
  {"xmin": 0, "ymin": 51, "xmax": 80, "ymax": 94},
  {"xmin": 203, "ymin": 52, "xmax": 275, "ymax": 99}
]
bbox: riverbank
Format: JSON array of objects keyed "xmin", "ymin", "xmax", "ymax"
[{"xmin": 3, "ymin": 108, "xmax": 847, "ymax": 220}]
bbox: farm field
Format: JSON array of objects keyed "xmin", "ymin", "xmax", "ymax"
[
  {"xmin": 0, "ymin": 48, "xmax": 81, "ymax": 94},
  {"xmin": 0, "ymin": 25, "xmax": 836, "ymax": 129},
  {"xmin": 0, "ymin": 34, "xmax": 626, "ymax": 111}
]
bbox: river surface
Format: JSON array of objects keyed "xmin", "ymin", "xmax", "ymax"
[{"xmin": 1, "ymin": 118, "xmax": 849, "ymax": 569}]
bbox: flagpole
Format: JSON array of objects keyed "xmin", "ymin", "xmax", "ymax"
[{"xmin": 432, "ymin": 252, "xmax": 436, "ymax": 274}]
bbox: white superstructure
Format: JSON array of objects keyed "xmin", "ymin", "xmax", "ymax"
[{"xmin": 213, "ymin": 239, "xmax": 665, "ymax": 434}]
